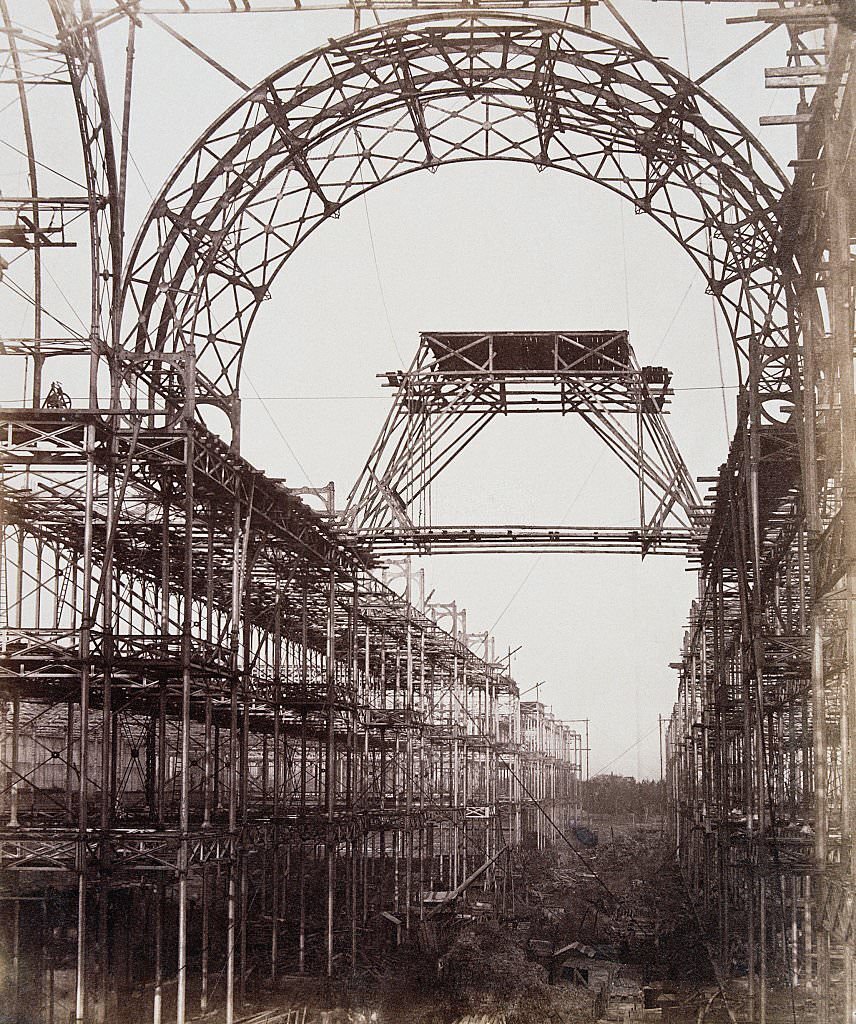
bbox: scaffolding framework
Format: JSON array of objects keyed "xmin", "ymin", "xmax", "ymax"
[
  {"xmin": 666, "ymin": 15, "xmax": 856, "ymax": 1024},
  {"xmin": 0, "ymin": 3, "xmax": 853, "ymax": 1023},
  {"xmin": 344, "ymin": 330, "xmax": 703, "ymax": 556},
  {"xmin": 0, "ymin": 403, "xmax": 583, "ymax": 1021}
]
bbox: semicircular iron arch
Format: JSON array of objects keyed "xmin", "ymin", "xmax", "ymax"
[{"xmin": 120, "ymin": 13, "xmax": 795, "ymax": 432}]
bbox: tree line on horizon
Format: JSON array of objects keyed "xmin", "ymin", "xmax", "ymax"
[{"xmin": 583, "ymin": 773, "xmax": 666, "ymax": 819}]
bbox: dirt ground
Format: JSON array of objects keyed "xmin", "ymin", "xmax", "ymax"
[{"xmin": 240, "ymin": 823, "xmax": 810, "ymax": 1024}]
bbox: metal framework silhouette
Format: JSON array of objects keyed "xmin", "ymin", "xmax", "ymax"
[
  {"xmin": 0, "ymin": 3, "xmax": 852, "ymax": 1024},
  {"xmin": 344, "ymin": 329, "xmax": 703, "ymax": 555}
]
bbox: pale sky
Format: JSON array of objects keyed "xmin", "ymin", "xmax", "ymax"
[{"xmin": 1, "ymin": 1, "xmax": 808, "ymax": 778}]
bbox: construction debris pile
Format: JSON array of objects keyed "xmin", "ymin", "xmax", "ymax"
[
  {"xmin": 292, "ymin": 824, "xmax": 717, "ymax": 1024},
  {"xmin": 201, "ymin": 823, "xmax": 814, "ymax": 1022}
]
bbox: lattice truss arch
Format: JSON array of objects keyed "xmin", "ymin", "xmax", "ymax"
[{"xmin": 120, "ymin": 13, "xmax": 796, "ymax": 430}]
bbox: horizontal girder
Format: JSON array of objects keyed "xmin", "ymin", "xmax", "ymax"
[{"xmin": 349, "ymin": 524, "xmax": 699, "ymax": 555}]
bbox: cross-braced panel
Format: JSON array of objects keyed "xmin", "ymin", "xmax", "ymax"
[{"xmin": 343, "ymin": 330, "xmax": 703, "ymax": 555}]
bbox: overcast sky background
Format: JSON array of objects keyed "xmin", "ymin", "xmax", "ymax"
[{"xmin": 3, "ymin": 1, "xmax": 808, "ymax": 778}]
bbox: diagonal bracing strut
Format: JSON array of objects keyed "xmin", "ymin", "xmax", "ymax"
[{"xmin": 344, "ymin": 330, "xmax": 704, "ymax": 557}]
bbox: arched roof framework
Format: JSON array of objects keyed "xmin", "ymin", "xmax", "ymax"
[{"xmin": 121, "ymin": 14, "xmax": 795, "ymax": 430}]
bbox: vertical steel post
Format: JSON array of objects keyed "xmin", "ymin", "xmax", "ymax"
[
  {"xmin": 176, "ymin": 353, "xmax": 195, "ymax": 1024},
  {"xmin": 271, "ymin": 585, "xmax": 282, "ymax": 983},
  {"xmin": 325, "ymin": 563, "xmax": 336, "ymax": 977},
  {"xmin": 827, "ymin": 40, "xmax": 856, "ymax": 1017},
  {"xmin": 75, "ymin": 421, "xmax": 96, "ymax": 1024},
  {"xmin": 153, "ymin": 882, "xmax": 163, "ymax": 1024},
  {"xmin": 225, "ymin": 490, "xmax": 242, "ymax": 1024},
  {"xmin": 200, "ymin": 866, "xmax": 209, "ymax": 1014}
]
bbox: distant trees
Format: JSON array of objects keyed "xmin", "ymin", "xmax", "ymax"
[{"xmin": 584, "ymin": 774, "xmax": 665, "ymax": 819}]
